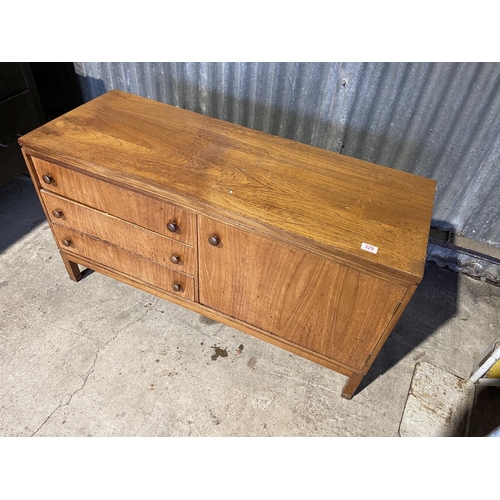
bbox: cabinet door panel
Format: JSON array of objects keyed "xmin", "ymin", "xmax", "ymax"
[{"xmin": 199, "ymin": 216, "xmax": 407, "ymax": 370}]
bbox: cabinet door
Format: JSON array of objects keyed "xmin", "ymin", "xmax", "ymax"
[{"xmin": 198, "ymin": 216, "xmax": 407, "ymax": 371}]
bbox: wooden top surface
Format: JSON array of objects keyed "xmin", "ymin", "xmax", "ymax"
[{"xmin": 19, "ymin": 89, "xmax": 436, "ymax": 282}]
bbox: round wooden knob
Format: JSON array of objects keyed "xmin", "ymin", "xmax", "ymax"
[
  {"xmin": 167, "ymin": 222, "xmax": 178, "ymax": 233},
  {"xmin": 170, "ymin": 254, "xmax": 180, "ymax": 265},
  {"xmin": 42, "ymin": 175, "xmax": 53, "ymax": 184},
  {"xmin": 52, "ymin": 210, "xmax": 63, "ymax": 219},
  {"xmin": 172, "ymin": 283, "xmax": 182, "ymax": 292},
  {"xmin": 208, "ymin": 235, "xmax": 220, "ymax": 247},
  {"xmin": 62, "ymin": 239, "xmax": 71, "ymax": 247}
]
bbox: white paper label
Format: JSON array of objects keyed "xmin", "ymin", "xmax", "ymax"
[{"xmin": 361, "ymin": 242, "xmax": 378, "ymax": 254}]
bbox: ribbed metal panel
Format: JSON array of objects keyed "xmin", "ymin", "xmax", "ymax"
[{"xmin": 73, "ymin": 62, "xmax": 500, "ymax": 248}]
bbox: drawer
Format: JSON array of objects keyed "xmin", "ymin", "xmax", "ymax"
[
  {"xmin": 52, "ymin": 225, "xmax": 195, "ymax": 301},
  {"xmin": 41, "ymin": 190, "xmax": 195, "ymax": 275},
  {"xmin": 31, "ymin": 157, "xmax": 195, "ymax": 246}
]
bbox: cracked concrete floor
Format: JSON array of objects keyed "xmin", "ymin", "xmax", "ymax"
[{"xmin": 1, "ymin": 176, "xmax": 500, "ymax": 437}]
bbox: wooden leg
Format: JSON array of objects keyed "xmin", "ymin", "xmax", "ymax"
[
  {"xmin": 341, "ymin": 373, "xmax": 363, "ymax": 400},
  {"xmin": 60, "ymin": 252, "xmax": 82, "ymax": 282}
]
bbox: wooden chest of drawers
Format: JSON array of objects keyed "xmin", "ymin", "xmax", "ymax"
[{"xmin": 19, "ymin": 90, "xmax": 436, "ymax": 399}]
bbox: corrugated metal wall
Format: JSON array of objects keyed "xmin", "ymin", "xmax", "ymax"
[{"xmin": 73, "ymin": 62, "xmax": 500, "ymax": 249}]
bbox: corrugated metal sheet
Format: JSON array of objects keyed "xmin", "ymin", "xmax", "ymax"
[{"xmin": 73, "ymin": 62, "xmax": 500, "ymax": 248}]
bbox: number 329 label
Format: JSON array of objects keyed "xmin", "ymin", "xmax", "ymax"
[{"xmin": 361, "ymin": 242, "xmax": 378, "ymax": 254}]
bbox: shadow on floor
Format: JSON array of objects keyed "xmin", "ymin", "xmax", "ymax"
[
  {"xmin": 357, "ymin": 261, "xmax": 458, "ymax": 394},
  {"xmin": 467, "ymin": 386, "xmax": 500, "ymax": 437},
  {"xmin": 0, "ymin": 175, "xmax": 45, "ymax": 254}
]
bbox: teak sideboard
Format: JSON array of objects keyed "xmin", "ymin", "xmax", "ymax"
[{"xmin": 19, "ymin": 90, "xmax": 436, "ymax": 399}]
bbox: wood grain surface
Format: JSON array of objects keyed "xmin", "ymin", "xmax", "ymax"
[
  {"xmin": 199, "ymin": 216, "xmax": 407, "ymax": 371},
  {"xmin": 41, "ymin": 190, "xmax": 195, "ymax": 275},
  {"xmin": 30, "ymin": 156, "xmax": 196, "ymax": 246},
  {"xmin": 60, "ymin": 252, "xmax": 82, "ymax": 282},
  {"xmin": 20, "ymin": 90, "xmax": 436, "ymax": 282},
  {"xmin": 52, "ymin": 225, "xmax": 194, "ymax": 301}
]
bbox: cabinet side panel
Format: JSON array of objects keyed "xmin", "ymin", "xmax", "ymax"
[{"xmin": 199, "ymin": 216, "xmax": 407, "ymax": 371}]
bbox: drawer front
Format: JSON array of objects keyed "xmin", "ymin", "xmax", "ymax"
[
  {"xmin": 31, "ymin": 157, "xmax": 195, "ymax": 246},
  {"xmin": 52, "ymin": 225, "xmax": 194, "ymax": 301},
  {"xmin": 42, "ymin": 190, "xmax": 195, "ymax": 275}
]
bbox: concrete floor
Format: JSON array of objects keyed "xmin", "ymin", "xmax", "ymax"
[{"xmin": 1, "ymin": 175, "xmax": 500, "ymax": 437}]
